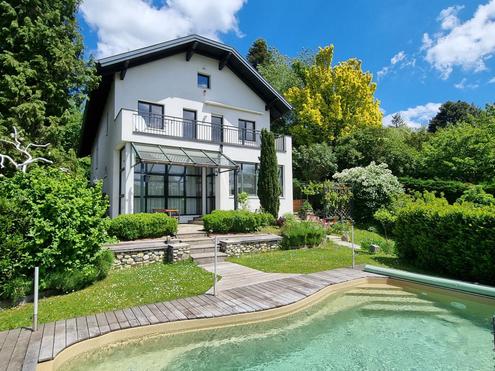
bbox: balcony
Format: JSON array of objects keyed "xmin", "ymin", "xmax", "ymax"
[{"xmin": 131, "ymin": 112, "xmax": 287, "ymax": 152}]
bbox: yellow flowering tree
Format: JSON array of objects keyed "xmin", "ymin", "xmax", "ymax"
[{"xmin": 286, "ymin": 45, "xmax": 382, "ymax": 145}]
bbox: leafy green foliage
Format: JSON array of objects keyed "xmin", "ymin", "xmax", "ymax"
[
  {"xmin": 428, "ymin": 100, "xmax": 480, "ymax": 133},
  {"xmin": 394, "ymin": 195, "xmax": 495, "ymax": 285},
  {"xmin": 203, "ymin": 210, "xmax": 275, "ymax": 233},
  {"xmin": 333, "ymin": 162, "xmax": 403, "ymax": 221},
  {"xmin": 420, "ymin": 120, "xmax": 495, "ymax": 182},
  {"xmin": 457, "ymin": 185, "xmax": 495, "ymax": 207},
  {"xmin": 247, "ymin": 38, "xmax": 271, "ymax": 69},
  {"xmin": 360, "ymin": 237, "xmax": 395, "ymax": 255},
  {"xmin": 0, "ymin": 0, "xmax": 98, "ymax": 150},
  {"xmin": 297, "ymin": 200, "xmax": 313, "ymax": 219},
  {"xmin": 293, "ymin": 143, "xmax": 337, "ymax": 182},
  {"xmin": 237, "ymin": 191, "xmax": 249, "ymax": 210},
  {"xmin": 281, "ymin": 221, "xmax": 325, "ymax": 249},
  {"xmin": 257, "ymin": 129, "xmax": 280, "ymax": 217},
  {"xmin": 108, "ymin": 213, "xmax": 178, "ymax": 241},
  {"xmin": 0, "ymin": 167, "xmax": 110, "ymax": 300},
  {"xmin": 399, "ymin": 177, "xmax": 474, "ymax": 203}
]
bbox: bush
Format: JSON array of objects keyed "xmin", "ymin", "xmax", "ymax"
[
  {"xmin": 108, "ymin": 213, "xmax": 178, "ymax": 241},
  {"xmin": 457, "ymin": 185, "xmax": 495, "ymax": 206},
  {"xmin": 281, "ymin": 221, "xmax": 325, "ymax": 249},
  {"xmin": 360, "ymin": 237, "xmax": 395, "ymax": 255},
  {"xmin": 203, "ymin": 210, "xmax": 275, "ymax": 233},
  {"xmin": 333, "ymin": 162, "xmax": 403, "ymax": 221},
  {"xmin": 298, "ymin": 200, "xmax": 313, "ymax": 220},
  {"xmin": 394, "ymin": 196, "xmax": 495, "ymax": 285},
  {"xmin": 0, "ymin": 168, "xmax": 110, "ymax": 300},
  {"xmin": 400, "ymin": 177, "xmax": 472, "ymax": 203},
  {"xmin": 327, "ymin": 221, "xmax": 350, "ymax": 235},
  {"xmin": 45, "ymin": 249, "xmax": 114, "ymax": 293}
]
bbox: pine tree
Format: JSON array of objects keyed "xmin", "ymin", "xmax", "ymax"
[
  {"xmin": 257, "ymin": 129, "xmax": 280, "ymax": 217},
  {"xmin": 247, "ymin": 39, "xmax": 271, "ymax": 69},
  {"xmin": 390, "ymin": 113, "xmax": 407, "ymax": 128},
  {"xmin": 0, "ymin": 0, "xmax": 98, "ymax": 150}
]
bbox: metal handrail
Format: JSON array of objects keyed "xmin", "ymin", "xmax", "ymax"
[{"xmin": 132, "ymin": 112, "xmax": 286, "ymax": 151}]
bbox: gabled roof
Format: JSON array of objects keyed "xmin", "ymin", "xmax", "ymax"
[{"xmin": 79, "ymin": 34, "xmax": 292, "ymax": 156}]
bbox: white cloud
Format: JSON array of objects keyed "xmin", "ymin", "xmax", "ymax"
[
  {"xmin": 489, "ymin": 76, "xmax": 495, "ymax": 83},
  {"xmin": 423, "ymin": 0, "xmax": 495, "ymax": 79},
  {"xmin": 438, "ymin": 5, "xmax": 464, "ymax": 30},
  {"xmin": 391, "ymin": 51, "xmax": 406, "ymax": 65},
  {"xmin": 80, "ymin": 0, "xmax": 247, "ymax": 58},
  {"xmin": 454, "ymin": 78, "xmax": 479, "ymax": 89},
  {"xmin": 383, "ymin": 103, "xmax": 441, "ymax": 129}
]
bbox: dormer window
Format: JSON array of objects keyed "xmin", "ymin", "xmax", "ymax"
[{"xmin": 197, "ymin": 73, "xmax": 210, "ymax": 89}]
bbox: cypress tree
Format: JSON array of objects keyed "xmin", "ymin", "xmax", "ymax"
[{"xmin": 257, "ymin": 129, "xmax": 280, "ymax": 217}]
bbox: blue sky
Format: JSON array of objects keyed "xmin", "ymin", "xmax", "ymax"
[{"xmin": 78, "ymin": 0, "xmax": 495, "ymax": 127}]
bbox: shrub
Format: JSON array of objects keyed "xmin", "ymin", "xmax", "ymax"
[
  {"xmin": 360, "ymin": 237, "xmax": 395, "ymax": 255},
  {"xmin": 257, "ymin": 129, "xmax": 281, "ymax": 217},
  {"xmin": 399, "ymin": 177, "xmax": 472, "ymax": 203},
  {"xmin": 108, "ymin": 213, "xmax": 178, "ymax": 241},
  {"xmin": 281, "ymin": 221, "xmax": 325, "ymax": 249},
  {"xmin": 327, "ymin": 221, "xmax": 350, "ymax": 235},
  {"xmin": 0, "ymin": 168, "xmax": 110, "ymax": 300},
  {"xmin": 457, "ymin": 185, "xmax": 495, "ymax": 206},
  {"xmin": 238, "ymin": 192, "xmax": 249, "ymax": 210},
  {"xmin": 298, "ymin": 200, "xmax": 313, "ymax": 220},
  {"xmin": 203, "ymin": 210, "xmax": 275, "ymax": 233},
  {"xmin": 394, "ymin": 197, "xmax": 495, "ymax": 285},
  {"xmin": 333, "ymin": 162, "xmax": 403, "ymax": 221}
]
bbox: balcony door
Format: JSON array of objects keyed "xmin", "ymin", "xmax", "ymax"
[
  {"xmin": 183, "ymin": 109, "xmax": 197, "ymax": 139},
  {"xmin": 138, "ymin": 101, "xmax": 163, "ymax": 129},
  {"xmin": 211, "ymin": 115, "xmax": 223, "ymax": 143}
]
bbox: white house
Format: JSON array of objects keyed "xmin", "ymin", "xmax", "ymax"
[{"xmin": 79, "ymin": 35, "xmax": 293, "ymax": 222}]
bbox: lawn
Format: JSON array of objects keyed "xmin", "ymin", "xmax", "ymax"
[
  {"xmin": 0, "ymin": 261, "xmax": 213, "ymax": 331},
  {"xmin": 228, "ymin": 242, "xmax": 414, "ymax": 274}
]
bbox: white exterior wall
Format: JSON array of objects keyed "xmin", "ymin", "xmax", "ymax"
[{"xmin": 90, "ymin": 52, "xmax": 293, "ymax": 218}]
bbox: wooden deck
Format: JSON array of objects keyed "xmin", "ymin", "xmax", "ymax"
[{"xmin": 0, "ymin": 268, "xmax": 381, "ymax": 371}]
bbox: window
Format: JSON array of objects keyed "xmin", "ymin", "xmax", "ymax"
[
  {"xmin": 138, "ymin": 101, "xmax": 164, "ymax": 129},
  {"xmin": 238, "ymin": 119, "xmax": 256, "ymax": 142},
  {"xmin": 279, "ymin": 165, "xmax": 284, "ymax": 197},
  {"xmin": 229, "ymin": 163, "xmax": 258, "ymax": 196},
  {"xmin": 183, "ymin": 109, "xmax": 197, "ymax": 139},
  {"xmin": 197, "ymin": 73, "xmax": 210, "ymax": 89}
]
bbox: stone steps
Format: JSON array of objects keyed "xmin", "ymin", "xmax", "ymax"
[
  {"xmin": 176, "ymin": 231, "xmax": 208, "ymax": 239},
  {"xmin": 190, "ymin": 251, "xmax": 227, "ymax": 265},
  {"xmin": 189, "ymin": 244, "xmax": 216, "ymax": 254}
]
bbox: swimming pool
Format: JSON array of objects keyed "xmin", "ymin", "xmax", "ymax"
[{"xmin": 60, "ymin": 282, "xmax": 495, "ymax": 370}]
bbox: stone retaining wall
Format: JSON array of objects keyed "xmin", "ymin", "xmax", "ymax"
[
  {"xmin": 167, "ymin": 243, "xmax": 191, "ymax": 263},
  {"xmin": 219, "ymin": 235, "xmax": 282, "ymax": 257},
  {"xmin": 113, "ymin": 249, "xmax": 166, "ymax": 268}
]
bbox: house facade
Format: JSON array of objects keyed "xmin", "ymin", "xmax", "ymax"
[{"xmin": 80, "ymin": 35, "xmax": 293, "ymax": 222}]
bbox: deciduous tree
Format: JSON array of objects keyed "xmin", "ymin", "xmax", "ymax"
[{"xmin": 428, "ymin": 101, "xmax": 480, "ymax": 132}]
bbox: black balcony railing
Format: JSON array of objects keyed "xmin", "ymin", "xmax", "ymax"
[{"xmin": 132, "ymin": 113, "xmax": 286, "ymax": 151}]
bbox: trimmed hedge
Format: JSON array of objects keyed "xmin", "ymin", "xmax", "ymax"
[
  {"xmin": 203, "ymin": 210, "xmax": 275, "ymax": 233},
  {"xmin": 108, "ymin": 213, "xmax": 178, "ymax": 241},
  {"xmin": 400, "ymin": 177, "xmax": 495, "ymax": 203},
  {"xmin": 394, "ymin": 201, "xmax": 495, "ymax": 285},
  {"xmin": 281, "ymin": 221, "xmax": 325, "ymax": 249}
]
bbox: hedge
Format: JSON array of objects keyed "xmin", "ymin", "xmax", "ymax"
[
  {"xmin": 203, "ymin": 210, "xmax": 275, "ymax": 233},
  {"xmin": 281, "ymin": 221, "xmax": 325, "ymax": 249},
  {"xmin": 399, "ymin": 177, "xmax": 495, "ymax": 203},
  {"xmin": 108, "ymin": 213, "xmax": 178, "ymax": 240},
  {"xmin": 394, "ymin": 201, "xmax": 495, "ymax": 285}
]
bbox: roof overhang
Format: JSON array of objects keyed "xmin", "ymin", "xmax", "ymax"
[
  {"xmin": 79, "ymin": 34, "xmax": 292, "ymax": 157},
  {"xmin": 132, "ymin": 143, "xmax": 238, "ymax": 170}
]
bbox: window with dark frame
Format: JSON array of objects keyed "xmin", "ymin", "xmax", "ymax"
[
  {"xmin": 138, "ymin": 101, "xmax": 164, "ymax": 129},
  {"xmin": 238, "ymin": 119, "xmax": 256, "ymax": 142},
  {"xmin": 197, "ymin": 73, "xmax": 210, "ymax": 89},
  {"xmin": 229, "ymin": 163, "xmax": 284, "ymax": 197},
  {"xmin": 211, "ymin": 115, "xmax": 223, "ymax": 142},
  {"xmin": 183, "ymin": 109, "xmax": 197, "ymax": 139}
]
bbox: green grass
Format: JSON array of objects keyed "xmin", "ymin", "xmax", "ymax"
[
  {"xmin": 0, "ymin": 261, "xmax": 213, "ymax": 331},
  {"xmin": 228, "ymin": 242, "xmax": 414, "ymax": 274}
]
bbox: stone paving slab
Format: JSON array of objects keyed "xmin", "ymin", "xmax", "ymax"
[{"xmin": 0, "ymin": 268, "xmax": 381, "ymax": 371}]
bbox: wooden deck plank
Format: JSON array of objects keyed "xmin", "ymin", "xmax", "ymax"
[
  {"xmin": 172, "ymin": 299, "xmax": 200, "ymax": 319},
  {"xmin": 76, "ymin": 317, "xmax": 89, "ymax": 342},
  {"xmin": 200, "ymin": 295, "xmax": 239, "ymax": 315},
  {"xmin": 154, "ymin": 302, "xmax": 177, "ymax": 321},
  {"xmin": 175, "ymin": 299, "xmax": 205, "ymax": 319},
  {"xmin": 0, "ymin": 330, "xmax": 9, "ymax": 351},
  {"xmin": 0, "ymin": 328, "xmax": 21, "ymax": 371},
  {"xmin": 138, "ymin": 305, "xmax": 159, "ymax": 325},
  {"xmin": 6, "ymin": 328, "xmax": 31, "ymax": 371},
  {"xmin": 130, "ymin": 307, "xmax": 150, "ymax": 326},
  {"xmin": 161, "ymin": 302, "xmax": 188, "ymax": 321},
  {"xmin": 146, "ymin": 304, "xmax": 169, "ymax": 323},
  {"xmin": 86, "ymin": 315, "xmax": 100, "ymax": 338},
  {"xmin": 236, "ymin": 286, "xmax": 288, "ymax": 307},
  {"xmin": 104, "ymin": 312, "xmax": 121, "ymax": 331},
  {"xmin": 221, "ymin": 290, "xmax": 266, "ymax": 311},
  {"xmin": 38, "ymin": 322, "xmax": 55, "ymax": 362},
  {"xmin": 113, "ymin": 310, "xmax": 130, "ymax": 329},
  {"xmin": 122, "ymin": 308, "xmax": 140, "ymax": 327},
  {"xmin": 52, "ymin": 321, "xmax": 66, "ymax": 357},
  {"xmin": 216, "ymin": 292, "xmax": 256, "ymax": 312},
  {"xmin": 227, "ymin": 288, "xmax": 273, "ymax": 310},
  {"xmin": 95, "ymin": 313, "xmax": 110, "ymax": 335},
  {"xmin": 254, "ymin": 282, "xmax": 303, "ymax": 303},
  {"xmin": 186, "ymin": 297, "xmax": 219, "ymax": 317},
  {"xmin": 195, "ymin": 295, "xmax": 229, "ymax": 316},
  {"xmin": 21, "ymin": 325, "xmax": 43, "ymax": 371},
  {"xmin": 65, "ymin": 319, "xmax": 77, "ymax": 347}
]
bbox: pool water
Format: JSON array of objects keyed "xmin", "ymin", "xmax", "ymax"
[{"xmin": 64, "ymin": 283, "xmax": 495, "ymax": 371}]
